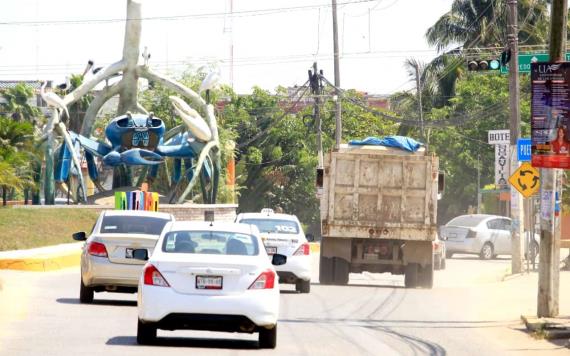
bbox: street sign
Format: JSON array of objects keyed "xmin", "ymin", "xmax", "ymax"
[
  {"xmin": 500, "ymin": 53, "xmax": 570, "ymax": 74},
  {"xmin": 495, "ymin": 144, "xmax": 509, "ymax": 185},
  {"xmin": 508, "ymin": 162, "xmax": 540, "ymax": 198},
  {"xmin": 488, "ymin": 130, "xmax": 510, "ymax": 145},
  {"xmin": 517, "ymin": 138, "xmax": 531, "ymax": 161}
]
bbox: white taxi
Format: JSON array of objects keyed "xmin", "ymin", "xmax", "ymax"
[
  {"xmin": 135, "ymin": 221, "xmax": 286, "ymax": 348},
  {"xmin": 236, "ymin": 209, "xmax": 312, "ymax": 293}
]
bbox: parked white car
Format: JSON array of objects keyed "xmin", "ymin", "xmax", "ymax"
[
  {"xmin": 236, "ymin": 209, "xmax": 312, "ymax": 293},
  {"xmin": 441, "ymin": 214, "xmax": 539, "ymax": 260},
  {"xmin": 136, "ymin": 221, "xmax": 286, "ymax": 348},
  {"xmin": 72, "ymin": 210, "xmax": 174, "ymax": 303}
]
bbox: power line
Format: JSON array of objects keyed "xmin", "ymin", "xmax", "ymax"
[
  {"xmin": 0, "ymin": 0, "xmax": 378, "ymax": 27},
  {"xmin": 236, "ymin": 82, "xmax": 310, "ymax": 149},
  {"xmin": 320, "ymin": 74, "xmax": 508, "ymax": 127}
]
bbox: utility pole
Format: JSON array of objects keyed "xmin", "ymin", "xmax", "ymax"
[
  {"xmin": 414, "ymin": 65, "xmax": 425, "ymax": 142},
  {"xmin": 507, "ymin": 0, "xmax": 524, "ymax": 274},
  {"xmin": 332, "ymin": 0, "xmax": 342, "ymax": 150},
  {"xmin": 477, "ymin": 155, "xmax": 482, "ymax": 214},
  {"xmin": 309, "ymin": 62, "xmax": 324, "ymax": 168},
  {"xmin": 538, "ymin": 0, "xmax": 566, "ymax": 318}
]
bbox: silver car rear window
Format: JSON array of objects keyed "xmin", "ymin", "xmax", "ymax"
[
  {"xmin": 446, "ymin": 215, "xmax": 486, "ymax": 227},
  {"xmin": 162, "ymin": 231, "xmax": 260, "ymax": 256},
  {"xmin": 100, "ymin": 216, "xmax": 170, "ymax": 235},
  {"xmin": 240, "ymin": 218, "xmax": 299, "ymax": 234}
]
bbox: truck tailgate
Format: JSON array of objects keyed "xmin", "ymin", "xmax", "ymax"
[{"xmin": 320, "ymin": 146, "xmax": 438, "ymax": 241}]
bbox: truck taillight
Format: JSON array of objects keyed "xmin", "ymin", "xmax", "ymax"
[
  {"xmin": 143, "ymin": 264, "xmax": 170, "ymax": 287},
  {"xmin": 293, "ymin": 243, "xmax": 310, "ymax": 256},
  {"xmin": 249, "ymin": 269, "xmax": 275, "ymax": 289},
  {"xmin": 87, "ymin": 242, "xmax": 108, "ymax": 257}
]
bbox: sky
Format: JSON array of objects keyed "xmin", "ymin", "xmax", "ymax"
[{"xmin": 0, "ymin": 0, "xmax": 453, "ymax": 95}]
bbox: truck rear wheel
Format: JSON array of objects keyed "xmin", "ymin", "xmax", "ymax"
[
  {"xmin": 404, "ymin": 263, "xmax": 419, "ymax": 288},
  {"xmin": 418, "ymin": 264, "xmax": 434, "ymax": 289},
  {"xmin": 332, "ymin": 257, "xmax": 349, "ymax": 285},
  {"xmin": 319, "ymin": 255, "xmax": 334, "ymax": 285}
]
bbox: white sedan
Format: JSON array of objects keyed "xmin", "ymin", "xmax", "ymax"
[
  {"xmin": 135, "ymin": 221, "xmax": 286, "ymax": 348},
  {"xmin": 72, "ymin": 210, "xmax": 174, "ymax": 303}
]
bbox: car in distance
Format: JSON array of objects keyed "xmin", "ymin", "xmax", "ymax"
[
  {"xmin": 440, "ymin": 214, "xmax": 539, "ymax": 260},
  {"xmin": 135, "ymin": 221, "xmax": 286, "ymax": 348},
  {"xmin": 72, "ymin": 210, "xmax": 174, "ymax": 303},
  {"xmin": 235, "ymin": 209, "xmax": 312, "ymax": 293}
]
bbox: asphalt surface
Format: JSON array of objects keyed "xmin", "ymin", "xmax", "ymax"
[{"xmin": 0, "ymin": 254, "xmax": 566, "ymax": 355}]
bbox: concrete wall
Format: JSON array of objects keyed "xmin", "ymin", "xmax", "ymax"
[{"xmin": 12, "ymin": 204, "xmax": 238, "ymax": 222}]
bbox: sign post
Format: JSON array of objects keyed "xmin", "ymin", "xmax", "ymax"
[{"xmin": 531, "ymin": 59, "xmax": 568, "ymax": 317}]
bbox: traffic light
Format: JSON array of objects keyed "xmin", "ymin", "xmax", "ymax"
[{"xmin": 467, "ymin": 59, "xmax": 501, "ymax": 71}]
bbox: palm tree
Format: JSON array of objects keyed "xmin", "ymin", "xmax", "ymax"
[
  {"xmin": 426, "ymin": 0, "xmax": 549, "ymax": 52},
  {"xmin": 390, "ymin": 58, "xmax": 439, "ymax": 137},
  {"xmin": 0, "ymin": 83, "xmax": 41, "ymax": 122},
  {"xmin": 0, "ymin": 116, "xmax": 35, "ymax": 205}
]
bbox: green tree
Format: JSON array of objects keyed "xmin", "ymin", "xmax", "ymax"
[
  {"xmin": 0, "ymin": 116, "xmax": 35, "ymax": 205},
  {"xmin": 426, "ymin": 0, "xmax": 549, "ymax": 52},
  {"xmin": 0, "ymin": 83, "xmax": 41, "ymax": 122},
  {"xmin": 426, "ymin": 72, "xmax": 531, "ymax": 223}
]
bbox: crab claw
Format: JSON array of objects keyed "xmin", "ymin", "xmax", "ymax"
[{"xmin": 169, "ymin": 96, "xmax": 212, "ymax": 142}]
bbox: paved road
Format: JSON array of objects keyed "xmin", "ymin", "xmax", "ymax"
[{"xmin": 0, "ymin": 254, "xmax": 565, "ymax": 355}]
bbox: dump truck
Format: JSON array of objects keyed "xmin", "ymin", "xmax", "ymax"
[{"xmin": 318, "ymin": 143, "xmax": 442, "ymax": 288}]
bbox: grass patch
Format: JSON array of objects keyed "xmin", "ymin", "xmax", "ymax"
[{"xmin": 0, "ymin": 208, "xmax": 99, "ymax": 251}]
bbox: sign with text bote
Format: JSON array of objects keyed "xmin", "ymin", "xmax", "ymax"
[
  {"xmin": 531, "ymin": 62, "xmax": 570, "ymax": 168},
  {"xmin": 488, "ymin": 130, "xmax": 510, "ymax": 145}
]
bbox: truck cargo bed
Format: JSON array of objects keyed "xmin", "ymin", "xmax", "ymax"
[{"xmin": 320, "ymin": 144, "xmax": 438, "ymax": 241}]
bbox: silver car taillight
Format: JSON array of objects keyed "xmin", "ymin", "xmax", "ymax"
[{"xmin": 466, "ymin": 229, "xmax": 477, "ymax": 238}]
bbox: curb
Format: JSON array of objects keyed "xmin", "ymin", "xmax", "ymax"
[
  {"xmin": 0, "ymin": 243, "xmax": 83, "ymax": 272},
  {"xmin": 521, "ymin": 315, "xmax": 570, "ymax": 339},
  {"xmin": 0, "ymin": 242, "xmax": 320, "ymax": 272}
]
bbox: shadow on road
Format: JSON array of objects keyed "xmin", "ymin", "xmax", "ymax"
[
  {"xmin": 449, "ymin": 256, "xmax": 511, "ymax": 261},
  {"xmin": 312, "ymin": 282, "xmax": 406, "ymax": 289},
  {"xmin": 280, "ymin": 317, "xmax": 519, "ymax": 329},
  {"xmin": 106, "ymin": 336, "xmax": 259, "ymax": 349},
  {"xmin": 280, "ymin": 290, "xmax": 299, "ymax": 294},
  {"xmin": 56, "ymin": 297, "xmax": 137, "ymax": 307}
]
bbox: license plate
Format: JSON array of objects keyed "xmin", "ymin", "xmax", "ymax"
[
  {"xmin": 125, "ymin": 248, "xmax": 144, "ymax": 259},
  {"xmin": 196, "ymin": 276, "xmax": 223, "ymax": 290},
  {"xmin": 265, "ymin": 246, "xmax": 277, "ymax": 255}
]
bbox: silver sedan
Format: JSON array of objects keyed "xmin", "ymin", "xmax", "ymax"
[
  {"xmin": 441, "ymin": 214, "xmax": 539, "ymax": 260},
  {"xmin": 72, "ymin": 210, "xmax": 174, "ymax": 303}
]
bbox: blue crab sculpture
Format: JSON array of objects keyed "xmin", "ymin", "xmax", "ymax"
[
  {"xmin": 54, "ymin": 97, "xmax": 220, "ymax": 204},
  {"xmin": 38, "ymin": 0, "xmax": 222, "ymax": 205}
]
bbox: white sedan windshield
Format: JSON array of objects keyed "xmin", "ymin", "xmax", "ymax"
[
  {"xmin": 162, "ymin": 231, "xmax": 259, "ymax": 256},
  {"xmin": 240, "ymin": 219, "xmax": 299, "ymax": 234},
  {"xmin": 447, "ymin": 215, "xmax": 485, "ymax": 228}
]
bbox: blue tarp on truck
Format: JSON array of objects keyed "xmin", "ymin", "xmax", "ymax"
[{"xmin": 348, "ymin": 136, "xmax": 422, "ymax": 152}]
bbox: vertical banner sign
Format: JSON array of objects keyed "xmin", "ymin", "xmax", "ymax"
[
  {"xmin": 531, "ymin": 62, "xmax": 570, "ymax": 168},
  {"xmin": 495, "ymin": 144, "xmax": 509, "ymax": 186}
]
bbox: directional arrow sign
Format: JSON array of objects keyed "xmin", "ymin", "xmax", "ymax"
[{"xmin": 508, "ymin": 162, "xmax": 540, "ymax": 198}]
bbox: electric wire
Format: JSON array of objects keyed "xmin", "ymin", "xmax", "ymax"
[
  {"xmin": 320, "ymin": 74, "xmax": 508, "ymax": 128},
  {"xmin": 236, "ymin": 81, "xmax": 310, "ymax": 148},
  {"xmin": 0, "ymin": 0, "xmax": 379, "ymax": 27}
]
